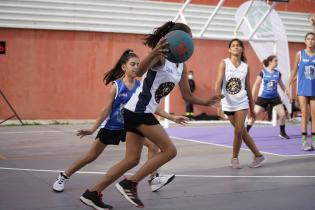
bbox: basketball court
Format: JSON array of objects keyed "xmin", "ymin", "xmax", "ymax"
[{"xmin": 1, "ymin": 122, "xmax": 315, "ymax": 210}]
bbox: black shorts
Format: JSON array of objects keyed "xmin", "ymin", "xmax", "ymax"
[
  {"xmin": 95, "ymin": 128, "xmax": 126, "ymax": 145},
  {"xmin": 223, "ymin": 109, "xmax": 248, "ymax": 116},
  {"xmin": 123, "ymin": 108, "xmax": 160, "ymax": 137},
  {"xmin": 255, "ymin": 96, "xmax": 282, "ymax": 109}
]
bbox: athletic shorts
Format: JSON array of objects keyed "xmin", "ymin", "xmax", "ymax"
[
  {"xmin": 123, "ymin": 108, "xmax": 160, "ymax": 137},
  {"xmin": 255, "ymin": 96, "xmax": 282, "ymax": 109},
  {"xmin": 223, "ymin": 109, "xmax": 248, "ymax": 116},
  {"xmin": 95, "ymin": 128, "xmax": 126, "ymax": 145}
]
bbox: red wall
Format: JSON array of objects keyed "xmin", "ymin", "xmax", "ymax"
[{"xmin": 0, "ymin": 28, "xmax": 305, "ymax": 119}]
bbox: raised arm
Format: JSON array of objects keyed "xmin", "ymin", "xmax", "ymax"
[
  {"xmin": 76, "ymin": 83, "xmax": 116, "ymax": 138},
  {"xmin": 136, "ymin": 38, "xmax": 168, "ymax": 77}
]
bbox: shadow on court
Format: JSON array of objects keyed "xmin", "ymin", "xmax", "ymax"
[{"xmin": 1, "ymin": 123, "xmax": 315, "ymax": 210}]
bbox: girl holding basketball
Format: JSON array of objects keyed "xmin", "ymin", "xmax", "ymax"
[
  {"xmin": 51, "ymin": 49, "xmax": 188, "ymax": 209},
  {"xmin": 285, "ymin": 16, "xmax": 315, "ymax": 151},
  {"xmin": 214, "ymin": 38, "xmax": 264, "ymax": 169},
  {"xmin": 79, "ymin": 21, "xmax": 222, "ymax": 209}
]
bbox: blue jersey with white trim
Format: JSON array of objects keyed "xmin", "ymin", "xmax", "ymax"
[
  {"xmin": 102, "ymin": 79, "xmax": 141, "ymax": 130},
  {"xmin": 258, "ymin": 69, "xmax": 281, "ymax": 99},
  {"xmin": 297, "ymin": 50, "xmax": 315, "ymax": 96}
]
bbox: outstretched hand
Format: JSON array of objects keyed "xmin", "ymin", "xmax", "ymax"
[
  {"xmin": 76, "ymin": 129, "xmax": 94, "ymax": 139},
  {"xmin": 206, "ymin": 94, "xmax": 224, "ymax": 106},
  {"xmin": 171, "ymin": 115, "xmax": 189, "ymax": 125}
]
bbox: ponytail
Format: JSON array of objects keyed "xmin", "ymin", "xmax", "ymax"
[
  {"xmin": 143, "ymin": 21, "xmax": 191, "ymax": 49},
  {"xmin": 103, "ymin": 49, "xmax": 138, "ymax": 85}
]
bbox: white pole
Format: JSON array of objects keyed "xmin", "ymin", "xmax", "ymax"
[{"xmin": 272, "ymin": 108, "xmax": 277, "ymax": 127}]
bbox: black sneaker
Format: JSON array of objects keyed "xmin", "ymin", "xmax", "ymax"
[
  {"xmin": 80, "ymin": 190, "xmax": 113, "ymax": 210},
  {"xmin": 279, "ymin": 131, "xmax": 290, "ymax": 139},
  {"xmin": 115, "ymin": 178, "xmax": 144, "ymax": 208}
]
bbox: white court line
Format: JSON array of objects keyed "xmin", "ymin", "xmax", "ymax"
[
  {"xmin": 0, "ymin": 130, "xmax": 76, "ymax": 134},
  {"xmin": 0, "ymin": 167, "xmax": 314, "ymax": 178},
  {"xmin": 170, "ymin": 136, "xmax": 315, "ymax": 157}
]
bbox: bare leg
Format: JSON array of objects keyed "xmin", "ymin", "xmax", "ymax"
[
  {"xmin": 90, "ymin": 133, "xmax": 145, "ymax": 193},
  {"xmin": 129, "ymin": 124, "xmax": 177, "ymax": 182},
  {"xmin": 229, "ymin": 110, "xmax": 262, "ymax": 157},
  {"xmin": 64, "ymin": 140, "xmax": 106, "ymax": 177},
  {"xmin": 247, "ymin": 105, "xmax": 264, "ymax": 127},
  {"xmin": 298, "ymin": 96, "xmax": 309, "ymax": 134},
  {"xmin": 310, "ymin": 99, "xmax": 315, "ymax": 134},
  {"xmin": 274, "ymin": 104, "xmax": 286, "ymax": 126},
  {"xmin": 143, "ymin": 138, "xmax": 160, "ymax": 177}
]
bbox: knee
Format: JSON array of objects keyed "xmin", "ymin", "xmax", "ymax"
[
  {"xmin": 165, "ymin": 145, "xmax": 177, "ymax": 160},
  {"xmin": 234, "ymin": 129, "xmax": 243, "ymax": 138}
]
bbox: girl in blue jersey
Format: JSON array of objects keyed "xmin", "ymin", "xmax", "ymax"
[
  {"xmin": 79, "ymin": 22, "xmax": 222, "ymax": 209},
  {"xmin": 214, "ymin": 39, "xmax": 264, "ymax": 169},
  {"xmin": 286, "ymin": 19, "xmax": 315, "ymax": 151},
  {"xmin": 52, "ymin": 49, "xmax": 187, "ymax": 209},
  {"xmin": 247, "ymin": 55, "xmax": 289, "ymax": 139}
]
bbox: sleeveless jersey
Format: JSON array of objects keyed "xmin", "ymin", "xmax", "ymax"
[
  {"xmin": 125, "ymin": 59, "xmax": 184, "ymax": 113},
  {"xmin": 297, "ymin": 50, "xmax": 315, "ymax": 96},
  {"xmin": 258, "ymin": 69, "xmax": 281, "ymax": 99},
  {"xmin": 221, "ymin": 58, "xmax": 249, "ymax": 111},
  {"xmin": 102, "ymin": 79, "xmax": 141, "ymax": 129}
]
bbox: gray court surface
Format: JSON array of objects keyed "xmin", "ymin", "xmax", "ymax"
[{"xmin": 1, "ymin": 123, "xmax": 315, "ymax": 210}]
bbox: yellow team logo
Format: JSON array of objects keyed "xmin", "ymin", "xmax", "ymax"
[{"xmin": 226, "ymin": 78, "xmax": 241, "ymax": 95}]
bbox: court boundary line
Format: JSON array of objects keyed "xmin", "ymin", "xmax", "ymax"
[
  {"xmin": 170, "ymin": 136, "xmax": 315, "ymax": 157},
  {"xmin": 0, "ymin": 167, "xmax": 314, "ymax": 178}
]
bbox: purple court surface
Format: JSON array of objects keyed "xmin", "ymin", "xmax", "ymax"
[{"xmin": 167, "ymin": 125, "xmax": 315, "ymax": 156}]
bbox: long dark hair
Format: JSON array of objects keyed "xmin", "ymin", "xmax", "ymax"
[
  {"xmin": 103, "ymin": 49, "xmax": 138, "ymax": 85},
  {"xmin": 263, "ymin": 55, "xmax": 277, "ymax": 67},
  {"xmin": 144, "ymin": 21, "xmax": 191, "ymax": 49},
  {"xmin": 228, "ymin": 38, "xmax": 247, "ymax": 63}
]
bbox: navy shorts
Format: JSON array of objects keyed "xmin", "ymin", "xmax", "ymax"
[
  {"xmin": 123, "ymin": 108, "xmax": 160, "ymax": 137},
  {"xmin": 95, "ymin": 128, "xmax": 126, "ymax": 145},
  {"xmin": 255, "ymin": 96, "xmax": 282, "ymax": 109}
]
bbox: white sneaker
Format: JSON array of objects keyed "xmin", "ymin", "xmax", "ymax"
[
  {"xmin": 148, "ymin": 174, "xmax": 175, "ymax": 192},
  {"xmin": 249, "ymin": 156, "xmax": 265, "ymax": 168},
  {"xmin": 53, "ymin": 172, "xmax": 69, "ymax": 192},
  {"xmin": 301, "ymin": 142, "xmax": 313, "ymax": 151},
  {"xmin": 230, "ymin": 158, "xmax": 241, "ymax": 169}
]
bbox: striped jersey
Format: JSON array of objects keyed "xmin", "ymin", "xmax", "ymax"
[
  {"xmin": 102, "ymin": 79, "xmax": 141, "ymax": 129},
  {"xmin": 258, "ymin": 69, "xmax": 281, "ymax": 99},
  {"xmin": 221, "ymin": 58, "xmax": 249, "ymax": 111},
  {"xmin": 125, "ymin": 59, "xmax": 184, "ymax": 113},
  {"xmin": 297, "ymin": 50, "xmax": 315, "ymax": 96}
]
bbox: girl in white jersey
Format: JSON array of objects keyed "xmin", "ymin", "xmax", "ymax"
[
  {"xmin": 79, "ymin": 22, "xmax": 222, "ymax": 209},
  {"xmin": 286, "ymin": 16, "xmax": 315, "ymax": 151},
  {"xmin": 214, "ymin": 39, "xmax": 265, "ymax": 169}
]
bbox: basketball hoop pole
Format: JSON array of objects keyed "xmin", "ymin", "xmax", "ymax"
[{"xmin": 0, "ymin": 89, "xmax": 24, "ymax": 125}]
